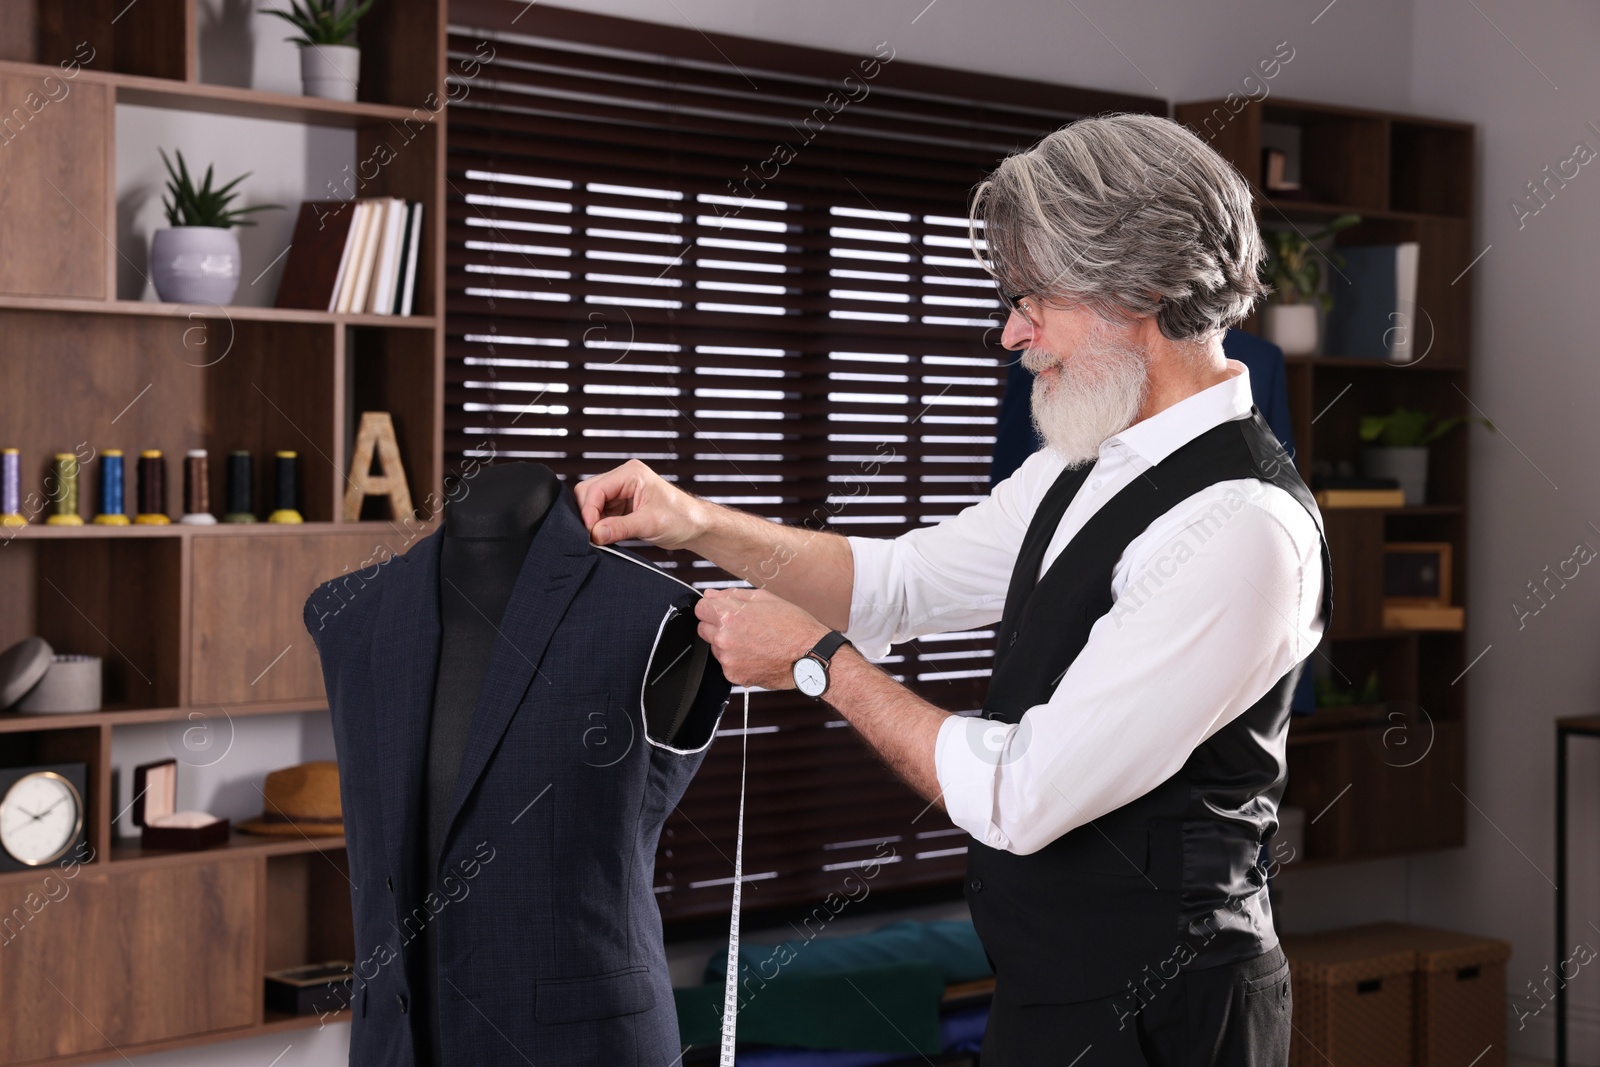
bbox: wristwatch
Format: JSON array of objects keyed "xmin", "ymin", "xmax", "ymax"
[{"xmin": 792, "ymin": 631, "xmax": 853, "ymax": 699}]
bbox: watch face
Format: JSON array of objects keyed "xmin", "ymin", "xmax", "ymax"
[
  {"xmin": 0, "ymin": 772, "xmax": 82, "ymax": 866},
  {"xmin": 793, "ymin": 656, "xmax": 827, "ymax": 698}
]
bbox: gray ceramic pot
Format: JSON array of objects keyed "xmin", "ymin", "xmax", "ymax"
[{"xmin": 149, "ymin": 226, "xmax": 240, "ymax": 305}]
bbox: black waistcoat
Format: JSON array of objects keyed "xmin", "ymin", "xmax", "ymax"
[{"xmin": 964, "ymin": 409, "xmax": 1332, "ymax": 1008}]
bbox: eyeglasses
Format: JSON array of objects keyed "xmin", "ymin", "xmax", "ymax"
[{"xmin": 998, "ymin": 286, "xmax": 1042, "ymax": 327}]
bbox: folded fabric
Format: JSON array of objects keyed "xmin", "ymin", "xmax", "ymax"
[
  {"xmin": 703, "ymin": 919, "xmax": 992, "ymax": 986},
  {"xmin": 724, "ymin": 1005, "xmax": 990, "ymax": 1067},
  {"xmin": 675, "ymin": 961, "xmax": 945, "ymax": 1053}
]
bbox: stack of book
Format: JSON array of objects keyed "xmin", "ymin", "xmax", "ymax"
[{"xmin": 274, "ymin": 198, "xmax": 424, "ymax": 315}]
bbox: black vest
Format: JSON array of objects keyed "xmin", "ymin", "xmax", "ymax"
[{"xmin": 964, "ymin": 410, "xmax": 1332, "ymax": 1008}]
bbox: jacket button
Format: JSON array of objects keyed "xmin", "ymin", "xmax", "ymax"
[
  {"xmin": 1008, "ymin": 632, "xmax": 1017, "ymax": 647},
  {"xmin": 395, "ymin": 993, "xmax": 408, "ymax": 1013},
  {"xmin": 970, "ymin": 877, "xmax": 983, "ymax": 892}
]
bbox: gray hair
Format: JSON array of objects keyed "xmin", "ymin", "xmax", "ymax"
[{"xmin": 970, "ymin": 112, "xmax": 1268, "ymax": 343}]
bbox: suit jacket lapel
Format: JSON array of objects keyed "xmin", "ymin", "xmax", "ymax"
[
  {"xmin": 434, "ymin": 493, "xmax": 596, "ymax": 868},
  {"xmin": 370, "ymin": 528, "xmax": 443, "ymax": 896}
]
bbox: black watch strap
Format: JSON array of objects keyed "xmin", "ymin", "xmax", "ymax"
[{"xmin": 808, "ymin": 630, "xmax": 852, "ymax": 665}]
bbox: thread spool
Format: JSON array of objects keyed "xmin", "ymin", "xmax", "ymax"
[
  {"xmin": 134, "ymin": 449, "xmax": 170, "ymax": 524},
  {"xmin": 1, "ymin": 449, "xmax": 24, "ymax": 526},
  {"xmin": 268, "ymin": 450, "xmax": 303, "ymax": 524},
  {"xmin": 46, "ymin": 453, "xmax": 84, "ymax": 526},
  {"xmin": 180, "ymin": 449, "xmax": 216, "ymax": 525},
  {"xmin": 224, "ymin": 451, "xmax": 255, "ymax": 523},
  {"xmin": 92, "ymin": 449, "xmax": 130, "ymax": 525}
]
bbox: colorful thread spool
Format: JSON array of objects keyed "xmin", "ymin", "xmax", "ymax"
[
  {"xmin": 1, "ymin": 449, "xmax": 24, "ymax": 526},
  {"xmin": 180, "ymin": 449, "xmax": 216, "ymax": 525},
  {"xmin": 225, "ymin": 450, "xmax": 255, "ymax": 523},
  {"xmin": 134, "ymin": 449, "xmax": 170, "ymax": 524},
  {"xmin": 46, "ymin": 453, "xmax": 84, "ymax": 526},
  {"xmin": 93, "ymin": 449, "xmax": 130, "ymax": 525},
  {"xmin": 268, "ymin": 450, "xmax": 303, "ymax": 524}
]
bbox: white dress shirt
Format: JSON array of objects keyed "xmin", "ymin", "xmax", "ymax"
[{"xmin": 844, "ymin": 361, "xmax": 1326, "ymax": 857}]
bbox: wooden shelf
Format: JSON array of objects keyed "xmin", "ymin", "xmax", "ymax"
[
  {"xmin": 1256, "ymin": 193, "xmax": 1467, "ymax": 225},
  {"xmin": 1177, "ymin": 92, "xmax": 1475, "ymax": 869},
  {"xmin": 0, "ymin": 699, "xmax": 329, "ymax": 734},
  {"xmin": 109, "ymin": 831, "xmax": 347, "ymax": 868},
  {"xmin": 0, "ymin": 58, "xmax": 436, "ymax": 127},
  {"xmin": 0, "ymin": 4, "xmax": 443, "ymax": 1061},
  {"xmin": 1284, "ymin": 354, "xmax": 1465, "ymax": 371},
  {"xmin": 0, "ymin": 1010, "xmax": 354, "ymax": 1067},
  {"xmin": 0, "ymin": 293, "xmax": 437, "ymax": 328},
  {"xmin": 1, "ymin": 519, "xmax": 434, "ymax": 541}
]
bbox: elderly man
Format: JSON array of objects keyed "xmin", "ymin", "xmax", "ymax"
[{"xmin": 575, "ymin": 113, "xmax": 1329, "ymax": 1066}]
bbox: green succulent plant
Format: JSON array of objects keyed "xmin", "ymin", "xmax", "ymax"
[
  {"xmin": 159, "ymin": 148, "xmax": 283, "ymax": 228},
  {"xmin": 262, "ymin": 0, "xmax": 376, "ymax": 46},
  {"xmin": 1358, "ymin": 407, "xmax": 1494, "ymax": 448},
  {"xmin": 1261, "ymin": 213, "xmax": 1362, "ymax": 310}
]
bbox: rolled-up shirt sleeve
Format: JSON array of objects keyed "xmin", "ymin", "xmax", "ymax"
[
  {"xmin": 842, "ymin": 449, "xmax": 1053, "ymax": 659},
  {"xmin": 933, "ymin": 485, "xmax": 1325, "ymax": 856}
]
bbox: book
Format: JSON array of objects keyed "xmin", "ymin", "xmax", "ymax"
[
  {"xmin": 1323, "ymin": 242, "xmax": 1421, "ymax": 361},
  {"xmin": 1382, "ymin": 604, "xmax": 1464, "ymax": 631},
  {"xmin": 332, "ymin": 200, "xmax": 373, "ymax": 314},
  {"xmin": 399, "ymin": 201, "xmax": 423, "ymax": 316},
  {"xmin": 273, "ymin": 200, "xmax": 358, "ymax": 311},
  {"xmin": 367, "ymin": 197, "xmax": 406, "ymax": 315},
  {"xmin": 343, "ymin": 199, "xmax": 384, "ymax": 315},
  {"xmin": 1315, "ymin": 488, "xmax": 1406, "ymax": 508},
  {"xmin": 390, "ymin": 201, "xmax": 414, "ymax": 314}
]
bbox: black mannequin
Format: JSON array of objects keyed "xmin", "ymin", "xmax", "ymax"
[
  {"xmin": 407, "ymin": 461, "xmax": 717, "ymax": 1066},
  {"xmin": 416, "ymin": 461, "xmax": 560, "ymax": 1067}
]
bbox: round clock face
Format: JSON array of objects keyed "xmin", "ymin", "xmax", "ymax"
[
  {"xmin": 793, "ymin": 656, "xmax": 827, "ymax": 698},
  {"xmin": 0, "ymin": 772, "xmax": 82, "ymax": 866}
]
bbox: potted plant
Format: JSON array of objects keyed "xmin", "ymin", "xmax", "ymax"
[
  {"xmin": 263, "ymin": 0, "xmax": 376, "ymax": 102},
  {"xmin": 1358, "ymin": 407, "xmax": 1492, "ymax": 506},
  {"xmin": 150, "ymin": 149, "xmax": 282, "ymax": 305},
  {"xmin": 1259, "ymin": 213, "xmax": 1361, "ymax": 355}
]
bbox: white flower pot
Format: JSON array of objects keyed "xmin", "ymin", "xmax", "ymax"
[
  {"xmin": 1361, "ymin": 446, "xmax": 1429, "ymax": 506},
  {"xmin": 300, "ymin": 44, "xmax": 361, "ymax": 102},
  {"xmin": 149, "ymin": 227, "xmax": 241, "ymax": 305},
  {"xmin": 1263, "ymin": 303, "xmax": 1319, "ymax": 356}
]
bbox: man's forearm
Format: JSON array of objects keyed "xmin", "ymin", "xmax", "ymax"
[
  {"xmin": 687, "ymin": 499, "xmax": 855, "ymax": 632},
  {"xmin": 822, "ymin": 647, "xmax": 948, "ymax": 806}
]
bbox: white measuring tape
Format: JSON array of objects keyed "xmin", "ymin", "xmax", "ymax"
[{"xmin": 719, "ymin": 687, "xmax": 749, "ymax": 1065}]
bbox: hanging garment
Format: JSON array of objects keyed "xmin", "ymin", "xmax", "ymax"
[{"xmin": 303, "ymin": 488, "xmax": 730, "ymax": 1066}]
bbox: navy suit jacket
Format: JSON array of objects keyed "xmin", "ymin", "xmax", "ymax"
[{"xmin": 303, "ymin": 490, "xmax": 729, "ymax": 1065}]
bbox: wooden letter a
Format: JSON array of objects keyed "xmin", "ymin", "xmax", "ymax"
[{"xmin": 343, "ymin": 411, "xmax": 414, "ymax": 521}]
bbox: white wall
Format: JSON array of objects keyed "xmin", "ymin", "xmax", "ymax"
[{"xmin": 1402, "ymin": 2, "xmax": 1600, "ymax": 1062}]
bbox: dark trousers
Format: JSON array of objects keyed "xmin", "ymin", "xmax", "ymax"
[{"xmin": 981, "ymin": 945, "xmax": 1291, "ymax": 1067}]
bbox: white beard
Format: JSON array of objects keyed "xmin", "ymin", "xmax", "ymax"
[{"xmin": 1025, "ymin": 319, "xmax": 1151, "ymax": 468}]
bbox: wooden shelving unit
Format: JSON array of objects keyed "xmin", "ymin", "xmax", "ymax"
[
  {"xmin": 1176, "ymin": 96, "xmax": 1477, "ymax": 866},
  {"xmin": 0, "ymin": 2, "xmax": 446, "ymax": 1063}
]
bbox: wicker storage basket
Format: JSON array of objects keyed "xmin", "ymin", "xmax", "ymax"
[
  {"xmin": 1379, "ymin": 922, "xmax": 1512, "ymax": 1067},
  {"xmin": 1283, "ymin": 927, "xmax": 1417, "ymax": 1067}
]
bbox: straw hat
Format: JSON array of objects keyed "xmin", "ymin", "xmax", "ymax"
[{"xmin": 237, "ymin": 761, "xmax": 344, "ymax": 836}]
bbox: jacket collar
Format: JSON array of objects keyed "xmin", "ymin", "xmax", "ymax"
[{"xmin": 369, "ymin": 489, "xmax": 598, "ymax": 883}]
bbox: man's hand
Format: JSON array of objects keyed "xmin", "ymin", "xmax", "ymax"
[
  {"xmin": 573, "ymin": 459, "xmax": 707, "ymax": 548},
  {"xmin": 694, "ymin": 587, "xmax": 831, "ymax": 690}
]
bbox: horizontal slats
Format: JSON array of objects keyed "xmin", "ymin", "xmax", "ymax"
[{"xmin": 444, "ymin": 12, "xmax": 1094, "ymax": 922}]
